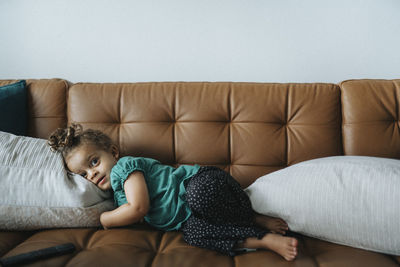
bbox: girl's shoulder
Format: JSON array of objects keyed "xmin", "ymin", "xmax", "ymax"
[
  {"xmin": 117, "ymin": 156, "xmax": 161, "ymax": 165},
  {"xmin": 110, "ymin": 157, "xmax": 161, "ymax": 188},
  {"xmin": 113, "ymin": 156, "xmax": 161, "ymax": 174}
]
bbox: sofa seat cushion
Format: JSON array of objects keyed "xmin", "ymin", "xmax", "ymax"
[{"xmin": 1, "ymin": 228, "xmax": 398, "ymax": 267}]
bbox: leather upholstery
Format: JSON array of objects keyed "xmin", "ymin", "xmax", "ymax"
[
  {"xmin": 0, "ymin": 79, "xmax": 399, "ymax": 266},
  {"xmin": 67, "ymin": 82, "xmax": 342, "ymax": 188},
  {"xmin": 341, "ymin": 79, "xmax": 400, "ymax": 158}
]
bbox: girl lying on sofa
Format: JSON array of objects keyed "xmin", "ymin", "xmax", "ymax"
[{"xmin": 48, "ymin": 124, "xmax": 298, "ymax": 261}]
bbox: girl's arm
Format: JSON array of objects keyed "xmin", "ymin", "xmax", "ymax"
[{"xmin": 100, "ymin": 171, "xmax": 150, "ymax": 229}]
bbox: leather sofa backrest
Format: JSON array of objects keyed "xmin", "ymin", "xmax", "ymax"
[
  {"xmin": 68, "ymin": 82, "xmax": 342, "ymax": 187},
  {"xmin": 4, "ymin": 79, "xmax": 398, "ymax": 187}
]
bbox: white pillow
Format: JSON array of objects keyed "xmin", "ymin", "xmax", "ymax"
[
  {"xmin": 245, "ymin": 156, "xmax": 400, "ymax": 256},
  {"xmin": 0, "ymin": 131, "xmax": 114, "ymax": 230}
]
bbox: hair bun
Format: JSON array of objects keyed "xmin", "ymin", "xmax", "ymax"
[{"xmin": 48, "ymin": 123, "xmax": 82, "ymax": 152}]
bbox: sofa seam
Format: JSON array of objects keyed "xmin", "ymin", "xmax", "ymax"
[
  {"xmin": 285, "ymin": 85, "xmax": 289, "ymax": 167},
  {"xmin": 64, "ymin": 79, "xmax": 70, "ymax": 125},
  {"xmin": 172, "ymin": 83, "xmax": 177, "ymax": 165},
  {"xmin": 228, "ymin": 83, "xmax": 232, "ymax": 171},
  {"xmin": 393, "ymin": 81, "xmax": 400, "ymax": 124}
]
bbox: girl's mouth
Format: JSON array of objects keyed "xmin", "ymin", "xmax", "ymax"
[{"xmin": 98, "ymin": 176, "xmax": 106, "ymax": 185}]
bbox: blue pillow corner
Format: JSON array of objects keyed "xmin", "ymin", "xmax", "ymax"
[{"xmin": 0, "ymin": 80, "xmax": 28, "ymax": 136}]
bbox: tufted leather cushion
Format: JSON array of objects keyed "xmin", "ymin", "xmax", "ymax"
[{"xmin": 341, "ymin": 79, "xmax": 400, "ymax": 159}]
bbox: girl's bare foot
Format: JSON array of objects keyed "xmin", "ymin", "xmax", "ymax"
[
  {"xmin": 262, "ymin": 233, "xmax": 298, "ymax": 261},
  {"xmin": 255, "ymin": 215, "xmax": 289, "ymax": 234},
  {"xmin": 237, "ymin": 233, "xmax": 298, "ymax": 261}
]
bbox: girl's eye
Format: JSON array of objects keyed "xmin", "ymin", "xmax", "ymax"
[
  {"xmin": 90, "ymin": 158, "xmax": 98, "ymax": 166},
  {"xmin": 80, "ymin": 172, "xmax": 87, "ymax": 178}
]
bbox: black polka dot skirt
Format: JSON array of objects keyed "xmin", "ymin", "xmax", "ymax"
[{"xmin": 181, "ymin": 166, "xmax": 268, "ymax": 256}]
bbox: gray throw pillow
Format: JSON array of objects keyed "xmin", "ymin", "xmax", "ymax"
[{"xmin": 0, "ymin": 131, "xmax": 114, "ymax": 230}]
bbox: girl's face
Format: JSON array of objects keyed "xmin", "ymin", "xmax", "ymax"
[{"xmin": 65, "ymin": 143, "xmax": 119, "ymax": 191}]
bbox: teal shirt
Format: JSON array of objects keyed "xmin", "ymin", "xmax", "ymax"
[{"xmin": 110, "ymin": 156, "xmax": 200, "ymax": 231}]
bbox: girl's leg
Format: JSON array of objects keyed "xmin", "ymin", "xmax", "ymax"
[
  {"xmin": 182, "ymin": 215, "xmax": 298, "ymax": 261},
  {"xmin": 255, "ymin": 214, "xmax": 289, "ymax": 235},
  {"xmin": 185, "ymin": 166, "xmax": 254, "ymax": 225},
  {"xmin": 184, "ymin": 167, "xmax": 298, "ymax": 260},
  {"xmin": 236, "ymin": 233, "xmax": 298, "ymax": 261},
  {"xmin": 182, "ymin": 215, "xmax": 268, "ymax": 257}
]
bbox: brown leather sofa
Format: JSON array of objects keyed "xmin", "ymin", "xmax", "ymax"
[{"xmin": 1, "ymin": 79, "xmax": 399, "ymax": 267}]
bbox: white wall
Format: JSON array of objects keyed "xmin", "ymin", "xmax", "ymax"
[{"xmin": 0, "ymin": 0, "xmax": 399, "ymax": 83}]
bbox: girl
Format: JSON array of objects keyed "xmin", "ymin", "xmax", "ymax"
[{"xmin": 48, "ymin": 124, "xmax": 298, "ymax": 261}]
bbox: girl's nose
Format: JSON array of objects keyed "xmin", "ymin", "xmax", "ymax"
[{"xmin": 88, "ymin": 170, "xmax": 98, "ymax": 180}]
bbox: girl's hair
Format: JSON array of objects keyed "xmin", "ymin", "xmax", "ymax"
[{"xmin": 48, "ymin": 123, "xmax": 114, "ymax": 157}]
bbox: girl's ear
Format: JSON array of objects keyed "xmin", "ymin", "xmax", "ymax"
[{"xmin": 111, "ymin": 145, "xmax": 119, "ymax": 160}]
